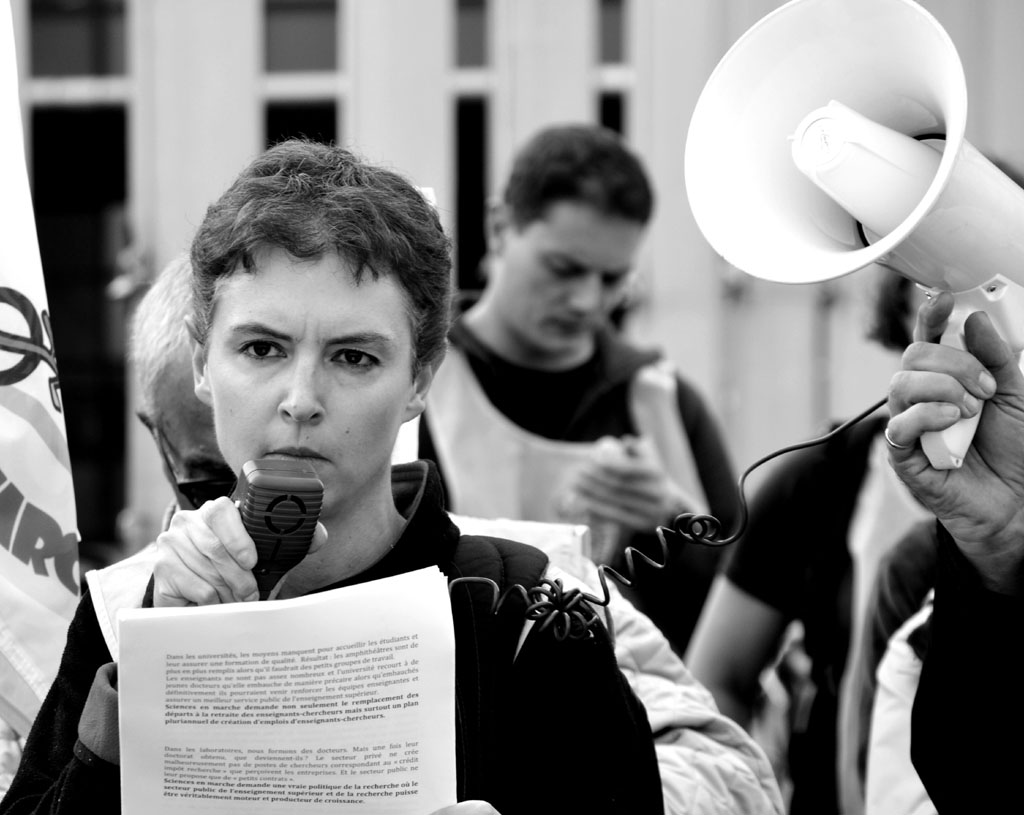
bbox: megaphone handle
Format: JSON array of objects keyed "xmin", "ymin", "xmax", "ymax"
[
  {"xmin": 920, "ymin": 407, "xmax": 979, "ymax": 470},
  {"xmin": 919, "ymin": 285, "xmax": 1024, "ymax": 469},
  {"xmin": 919, "ymin": 299, "xmax": 974, "ymax": 469}
]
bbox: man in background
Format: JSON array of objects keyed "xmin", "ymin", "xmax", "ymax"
[
  {"xmin": 129, "ymin": 254, "xmax": 235, "ymax": 525},
  {"xmin": 408, "ymin": 124, "xmax": 739, "ymax": 654}
]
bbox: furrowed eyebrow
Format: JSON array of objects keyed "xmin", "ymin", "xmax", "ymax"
[
  {"xmin": 328, "ymin": 331, "xmax": 398, "ymax": 349},
  {"xmin": 228, "ymin": 322, "xmax": 291, "ymax": 341},
  {"xmin": 228, "ymin": 322, "xmax": 398, "ymax": 351}
]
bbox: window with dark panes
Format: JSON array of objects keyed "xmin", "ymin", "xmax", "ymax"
[
  {"xmin": 266, "ymin": 102, "xmax": 338, "ymax": 147},
  {"xmin": 599, "ymin": 91, "xmax": 624, "ymax": 135},
  {"xmin": 265, "ymin": 0, "xmax": 338, "ymax": 72},
  {"xmin": 455, "ymin": 97, "xmax": 488, "ymax": 292},
  {"xmin": 598, "ymin": 0, "xmax": 625, "ymax": 64},
  {"xmin": 456, "ymin": 0, "xmax": 488, "ymax": 68},
  {"xmin": 30, "ymin": 0, "xmax": 125, "ymax": 77}
]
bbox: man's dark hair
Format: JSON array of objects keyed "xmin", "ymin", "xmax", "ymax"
[
  {"xmin": 502, "ymin": 124, "xmax": 654, "ymax": 227},
  {"xmin": 189, "ymin": 139, "xmax": 453, "ymax": 375}
]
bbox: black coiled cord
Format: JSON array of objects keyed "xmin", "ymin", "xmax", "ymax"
[
  {"xmin": 449, "ymin": 395, "xmax": 889, "ymax": 642},
  {"xmin": 664, "ymin": 395, "xmax": 888, "ymax": 548},
  {"xmin": 448, "ymin": 574, "xmax": 605, "ymax": 642}
]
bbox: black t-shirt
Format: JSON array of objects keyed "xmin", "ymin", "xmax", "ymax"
[{"xmin": 462, "ymin": 343, "xmax": 610, "ymax": 440}]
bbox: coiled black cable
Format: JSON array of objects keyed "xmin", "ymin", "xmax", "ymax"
[{"xmin": 449, "ymin": 395, "xmax": 889, "ymax": 642}]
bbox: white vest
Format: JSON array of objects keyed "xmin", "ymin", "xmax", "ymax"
[{"xmin": 402, "ymin": 347, "xmax": 708, "ymax": 524}]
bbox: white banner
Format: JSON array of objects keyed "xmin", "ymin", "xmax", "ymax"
[{"xmin": 0, "ymin": 3, "xmax": 80, "ymax": 737}]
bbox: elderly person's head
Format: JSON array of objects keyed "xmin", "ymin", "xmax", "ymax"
[{"xmin": 131, "ymin": 254, "xmax": 233, "ymax": 509}]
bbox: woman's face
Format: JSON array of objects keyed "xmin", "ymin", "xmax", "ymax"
[{"xmin": 192, "ymin": 247, "xmax": 433, "ymax": 519}]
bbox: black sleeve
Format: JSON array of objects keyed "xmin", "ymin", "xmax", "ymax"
[
  {"xmin": 910, "ymin": 522, "xmax": 1024, "ymax": 813},
  {"xmin": 0, "ymin": 591, "xmax": 119, "ymax": 815}
]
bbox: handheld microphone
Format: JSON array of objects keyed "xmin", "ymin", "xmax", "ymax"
[{"xmin": 234, "ymin": 458, "xmax": 324, "ymax": 599}]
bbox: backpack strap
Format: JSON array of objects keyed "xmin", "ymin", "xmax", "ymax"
[
  {"xmin": 444, "ymin": 535, "xmax": 662, "ymax": 812},
  {"xmin": 444, "ymin": 535, "xmax": 549, "ymax": 802}
]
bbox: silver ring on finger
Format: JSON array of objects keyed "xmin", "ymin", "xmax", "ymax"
[{"xmin": 884, "ymin": 425, "xmax": 912, "ymax": 451}]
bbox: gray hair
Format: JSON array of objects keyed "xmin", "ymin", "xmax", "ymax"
[{"xmin": 129, "ymin": 253, "xmax": 194, "ymax": 423}]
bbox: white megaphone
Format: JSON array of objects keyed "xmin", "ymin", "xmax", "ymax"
[{"xmin": 685, "ymin": 0, "xmax": 1024, "ymax": 469}]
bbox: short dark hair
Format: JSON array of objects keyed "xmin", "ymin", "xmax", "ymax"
[
  {"xmin": 189, "ymin": 139, "xmax": 452, "ymax": 375},
  {"xmin": 502, "ymin": 124, "xmax": 654, "ymax": 227}
]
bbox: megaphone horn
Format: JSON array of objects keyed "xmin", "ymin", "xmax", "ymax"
[{"xmin": 685, "ymin": 0, "xmax": 1024, "ymax": 469}]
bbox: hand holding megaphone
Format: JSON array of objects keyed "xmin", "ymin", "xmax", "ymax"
[
  {"xmin": 886, "ymin": 293, "xmax": 1024, "ymax": 594},
  {"xmin": 789, "ymin": 100, "xmax": 1024, "ymax": 467}
]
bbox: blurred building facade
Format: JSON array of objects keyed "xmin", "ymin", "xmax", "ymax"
[{"xmin": 9, "ymin": 0, "xmax": 1024, "ymax": 565}]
